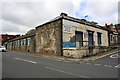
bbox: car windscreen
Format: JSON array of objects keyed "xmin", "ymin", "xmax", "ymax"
[{"xmin": 0, "ymin": 46, "xmax": 5, "ymax": 48}]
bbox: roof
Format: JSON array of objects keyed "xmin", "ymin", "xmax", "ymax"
[
  {"xmin": 36, "ymin": 16, "xmax": 62, "ymax": 29},
  {"xmin": 8, "ymin": 33, "xmax": 36, "ymax": 42},
  {"xmin": 36, "ymin": 13, "xmax": 108, "ymax": 31}
]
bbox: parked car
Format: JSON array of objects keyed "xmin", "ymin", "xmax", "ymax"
[{"xmin": 0, "ymin": 46, "xmax": 6, "ymax": 52}]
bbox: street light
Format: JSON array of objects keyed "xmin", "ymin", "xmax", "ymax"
[
  {"xmin": 84, "ymin": 15, "xmax": 88, "ymax": 41},
  {"xmin": 85, "ymin": 15, "xmax": 88, "ymax": 19},
  {"xmin": 84, "ymin": 15, "xmax": 88, "ymax": 57}
]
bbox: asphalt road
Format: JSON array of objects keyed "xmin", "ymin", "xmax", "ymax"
[{"xmin": 2, "ymin": 50, "xmax": 119, "ymax": 78}]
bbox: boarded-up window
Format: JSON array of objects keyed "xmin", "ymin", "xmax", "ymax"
[
  {"xmin": 75, "ymin": 31, "xmax": 83, "ymax": 46},
  {"xmin": 97, "ymin": 32, "xmax": 102, "ymax": 45},
  {"xmin": 88, "ymin": 30, "xmax": 94, "ymax": 46}
]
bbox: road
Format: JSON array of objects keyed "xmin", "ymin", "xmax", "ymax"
[{"xmin": 2, "ymin": 50, "xmax": 119, "ymax": 78}]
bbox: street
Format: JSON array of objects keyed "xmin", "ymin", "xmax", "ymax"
[{"xmin": 2, "ymin": 50, "xmax": 119, "ymax": 78}]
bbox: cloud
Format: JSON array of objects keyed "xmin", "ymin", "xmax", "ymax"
[
  {"xmin": 1, "ymin": 1, "xmax": 75, "ymax": 34},
  {"xmin": 76, "ymin": 0, "xmax": 119, "ymax": 25},
  {"xmin": 1, "ymin": 0, "xmax": 119, "ymax": 35},
  {"xmin": 1, "ymin": 19, "xmax": 31, "ymax": 34}
]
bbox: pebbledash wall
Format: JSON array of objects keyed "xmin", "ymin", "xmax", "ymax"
[{"xmin": 6, "ymin": 13, "xmax": 110, "ymax": 58}]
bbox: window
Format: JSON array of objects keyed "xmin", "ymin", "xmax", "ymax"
[
  {"xmin": 16, "ymin": 41, "xmax": 18, "ymax": 46},
  {"xmin": 24, "ymin": 39, "xmax": 26, "ymax": 45},
  {"xmin": 18, "ymin": 40, "xmax": 22, "ymax": 46},
  {"xmin": 18, "ymin": 40, "xmax": 20, "ymax": 46},
  {"xmin": 14, "ymin": 41, "xmax": 16, "ymax": 46},
  {"xmin": 10, "ymin": 42, "xmax": 13, "ymax": 46},
  {"xmin": 21, "ymin": 40, "xmax": 22, "ymax": 46},
  {"xmin": 27, "ymin": 38, "xmax": 30, "ymax": 46},
  {"xmin": 97, "ymin": 32, "xmax": 102, "ymax": 45},
  {"xmin": 7, "ymin": 37, "xmax": 10, "ymax": 39},
  {"xmin": 111, "ymin": 35, "xmax": 113, "ymax": 41},
  {"xmin": 75, "ymin": 31, "xmax": 83, "ymax": 46},
  {"xmin": 88, "ymin": 30, "xmax": 94, "ymax": 46}
]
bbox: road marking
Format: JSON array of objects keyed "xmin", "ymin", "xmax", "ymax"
[
  {"xmin": 115, "ymin": 64, "xmax": 120, "ymax": 68},
  {"xmin": 104, "ymin": 65, "xmax": 112, "ymax": 68},
  {"xmin": 110, "ymin": 54, "xmax": 119, "ymax": 58},
  {"xmin": 94, "ymin": 64, "xmax": 101, "ymax": 66},
  {"xmin": 13, "ymin": 58, "xmax": 37, "ymax": 64},
  {"xmin": 91, "ymin": 50, "xmax": 120, "ymax": 61},
  {"xmin": 45, "ymin": 67, "xmax": 89, "ymax": 78},
  {"xmin": 86, "ymin": 63, "xmax": 90, "ymax": 64}
]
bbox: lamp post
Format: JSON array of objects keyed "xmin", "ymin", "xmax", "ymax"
[
  {"xmin": 84, "ymin": 15, "xmax": 88, "ymax": 42},
  {"xmin": 84, "ymin": 15, "xmax": 88, "ymax": 57}
]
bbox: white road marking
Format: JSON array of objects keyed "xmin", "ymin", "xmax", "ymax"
[
  {"xmin": 104, "ymin": 65, "xmax": 112, "ymax": 68},
  {"xmin": 45, "ymin": 67, "xmax": 89, "ymax": 78},
  {"xmin": 115, "ymin": 64, "xmax": 120, "ymax": 68},
  {"xmin": 86, "ymin": 63, "xmax": 90, "ymax": 64},
  {"xmin": 110, "ymin": 54, "xmax": 119, "ymax": 58},
  {"xmin": 63, "ymin": 61, "xmax": 70, "ymax": 62},
  {"xmin": 13, "ymin": 58, "xmax": 37, "ymax": 64},
  {"xmin": 94, "ymin": 64, "xmax": 101, "ymax": 66}
]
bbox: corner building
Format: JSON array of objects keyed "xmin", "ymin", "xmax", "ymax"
[{"xmin": 35, "ymin": 13, "xmax": 109, "ymax": 58}]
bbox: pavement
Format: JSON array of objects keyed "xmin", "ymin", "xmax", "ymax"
[{"xmin": 7, "ymin": 48, "xmax": 120, "ymax": 63}]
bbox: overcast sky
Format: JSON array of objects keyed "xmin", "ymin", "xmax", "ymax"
[{"xmin": 0, "ymin": 0, "xmax": 119, "ymax": 35}]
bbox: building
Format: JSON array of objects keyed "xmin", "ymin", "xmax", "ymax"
[
  {"xmin": 104, "ymin": 24, "xmax": 119, "ymax": 46},
  {"xmin": 0, "ymin": 34, "xmax": 19, "ymax": 46},
  {"xmin": 6, "ymin": 29, "xmax": 36, "ymax": 53},
  {"xmin": 6, "ymin": 13, "xmax": 111, "ymax": 58},
  {"xmin": 35, "ymin": 13, "xmax": 109, "ymax": 58},
  {"xmin": 114, "ymin": 24, "xmax": 120, "ymax": 44}
]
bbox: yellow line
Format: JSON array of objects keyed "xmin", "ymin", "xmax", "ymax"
[{"xmin": 91, "ymin": 50, "xmax": 120, "ymax": 61}]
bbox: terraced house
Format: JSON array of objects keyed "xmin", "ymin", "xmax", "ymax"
[{"xmin": 6, "ymin": 13, "xmax": 111, "ymax": 58}]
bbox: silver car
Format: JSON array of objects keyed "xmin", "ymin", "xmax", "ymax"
[{"xmin": 0, "ymin": 46, "xmax": 6, "ymax": 52}]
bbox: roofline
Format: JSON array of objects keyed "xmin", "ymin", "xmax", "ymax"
[
  {"xmin": 7, "ymin": 33, "xmax": 35, "ymax": 42},
  {"xmin": 62, "ymin": 16, "xmax": 108, "ymax": 31},
  {"xmin": 36, "ymin": 13, "xmax": 108, "ymax": 31},
  {"xmin": 36, "ymin": 16, "xmax": 62, "ymax": 29}
]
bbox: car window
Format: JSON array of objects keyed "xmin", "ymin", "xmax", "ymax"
[{"xmin": 0, "ymin": 46, "xmax": 5, "ymax": 48}]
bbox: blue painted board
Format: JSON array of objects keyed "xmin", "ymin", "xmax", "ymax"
[{"xmin": 63, "ymin": 42, "xmax": 76, "ymax": 48}]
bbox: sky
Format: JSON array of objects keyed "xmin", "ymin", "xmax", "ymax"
[{"xmin": 0, "ymin": 0, "xmax": 119, "ymax": 35}]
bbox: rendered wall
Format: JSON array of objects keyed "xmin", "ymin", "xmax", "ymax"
[{"xmin": 62, "ymin": 19, "xmax": 109, "ymax": 58}]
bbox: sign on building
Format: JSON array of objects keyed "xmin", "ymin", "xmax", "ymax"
[
  {"xmin": 63, "ymin": 42, "xmax": 76, "ymax": 48},
  {"xmin": 63, "ymin": 25, "xmax": 72, "ymax": 33}
]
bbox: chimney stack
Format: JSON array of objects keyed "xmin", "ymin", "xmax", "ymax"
[{"xmin": 60, "ymin": 13, "xmax": 67, "ymax": 16}]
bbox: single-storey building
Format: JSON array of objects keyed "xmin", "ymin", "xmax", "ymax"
[
  {"xmin": 35, "ymin": 13, "xmax": 109, "ymax": 58},
  {"xmin": 6, "ymin": 31, "xmax": 36, "ymax": 53},
  {"xmin": 6, "ymin": 13, "xmax": 111, "ymax": 58}
]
